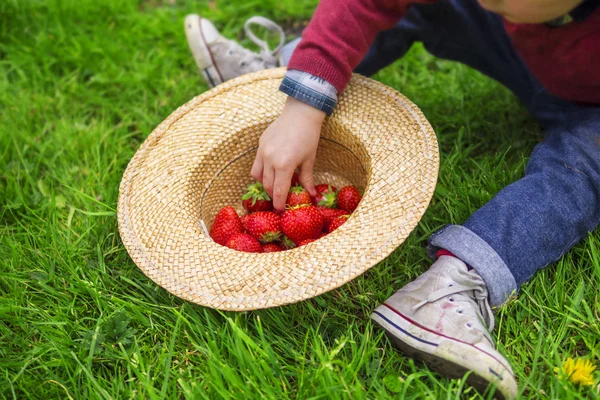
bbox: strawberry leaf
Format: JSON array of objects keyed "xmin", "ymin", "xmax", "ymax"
[
  {"xmin": 317, "ymin": 190, "xmax": 338, "ymax": 208},
  {"xmin": 281, "ymin": 235, "xmax": 296, "ymax": 249},
  {"xmin": 260, "ymin": 231, "xmax": 281, "ymax": 243},
  {"xmin": 242, "ymin": 182, "xmax": 271, "ymax": 204}
]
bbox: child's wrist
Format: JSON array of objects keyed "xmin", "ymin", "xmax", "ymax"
[{"xmin": 283, "ymin": 96, "xmax": 326, "ymax": 124}]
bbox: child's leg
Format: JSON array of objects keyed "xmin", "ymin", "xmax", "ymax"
[
  {"xmin": 372, "ymin": 103, "xmax": 599, "ymax": 399},
  {"xmin": 377, "ymin": 99, "xmax": 599, "ymax": 400},
  {"xmin": 430, "ymin": 106, "xmax": 600, "ymax": 305}
]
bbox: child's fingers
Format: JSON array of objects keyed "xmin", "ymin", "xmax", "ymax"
[
  {"xmin": 298, "ymin": 160, "xmax": 316, "ymax": 196},
  {"xmin": 251, "ymin": 155, "xmax": 264, "ymax": 183},
  {"xmin": 272, "ymin": 168, "xmax": 294, "ymax": 211}
]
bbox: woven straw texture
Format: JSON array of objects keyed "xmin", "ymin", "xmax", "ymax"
[{"xmin": 118, "ymin": 68, "xmax": 439, "ymax": 311}]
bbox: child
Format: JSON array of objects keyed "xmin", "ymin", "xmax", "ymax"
[{"xmin": 185, "ymin": 1, "xmax": 600, "ymax": 398}]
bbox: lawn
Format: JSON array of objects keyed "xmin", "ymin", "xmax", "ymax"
[{"xmin": 1, "ymin": 0, "xmax": 599, "ymax": 399}]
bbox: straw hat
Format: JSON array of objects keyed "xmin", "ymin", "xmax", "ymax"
[{"xmin": 118, "ymin": 68, "xmax": 439, "ymax": 311}]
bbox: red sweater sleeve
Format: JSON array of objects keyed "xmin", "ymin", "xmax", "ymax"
[{"xmin": 287, "ymin": 0, "xmax": 436, "ymax": 92}]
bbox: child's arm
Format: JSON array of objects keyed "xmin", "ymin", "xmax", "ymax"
[
  {"xmin": 253, "ymin": 0, "xmax": 435, "ymax": 210},
  {"xmin": 287, "ymin": 0, "xmax": 429, "ymax": 93}
]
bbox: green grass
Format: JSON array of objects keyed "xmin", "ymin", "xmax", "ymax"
[{"xmin": 1, "ymin": 0, "xmax": 599, "ymax": 398}]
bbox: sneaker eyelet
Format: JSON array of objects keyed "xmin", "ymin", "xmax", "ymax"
[
  {"xmin": 240, "ymin": 62, "xmax": 247, "ymax": 67},
  {"xmin": 448, "ymin": 297, "xmax": 454, "ymax": 302},
  {"xmin": 447, "ymin": 282, "xmax": 455, "ymax": 287},
  {"xmin": 456, "ymin": 309, "xmax": 464, "ymax": 314},
  {"xmin": 465, "ymin": 322, "xmax": 473, "ymax": 328},
  {"xmin": 228, "ymin": 50, "xmax": 233, "ymax": 55}
]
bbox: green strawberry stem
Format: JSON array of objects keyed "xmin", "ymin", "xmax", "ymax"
[
  {"xmin": 281, "ymin": 236, "xmax": 296, "ymax": 249},
  {"xmin": 260, "ymin": 231, "xmax": 281, "ymax": 243},
  {"xmin": 317, "ymin": 186, "xmax": 338, "ymax": 208},
  {"xmin": 289, "ymin": 185, "xmax": 305, "ymax": 194},
  {"xmin": 241, "ymin": 182, "xmax": 271, "ymax": 205}
]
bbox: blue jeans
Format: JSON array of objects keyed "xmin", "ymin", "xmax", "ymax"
[{"xmin": 284, "ymin": 0, "xmax": 600, "ymax": 306}]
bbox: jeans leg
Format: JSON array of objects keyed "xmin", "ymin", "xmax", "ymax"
[{"xmin": 430, "ymin": 106, "xmax": 600, "ymax": 306}]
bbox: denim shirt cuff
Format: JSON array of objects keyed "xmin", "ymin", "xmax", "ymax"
[{"xmin": 279, "ymin": 69, "xmax": 338, "ymax": 116}]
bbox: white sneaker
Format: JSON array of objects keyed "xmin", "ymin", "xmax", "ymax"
[
  {"xmin": 371, "ymin": 256, "xmax": 518, "ymax": 400},
  {"xmin": 184, "ymin": 15, "xmax": 285, "ymax": 87}
]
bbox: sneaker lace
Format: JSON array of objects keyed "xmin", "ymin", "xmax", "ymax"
[
  {"xmin": 411, "ymin": 269, "xmax": 495, "ymax": 332},
  {"xmin": 222, "ymin": 16, "xmax": 285, "ymax": 70}
]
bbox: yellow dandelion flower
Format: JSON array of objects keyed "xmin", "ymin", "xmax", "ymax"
[{"xmin": 555, "ymin": 357, "xmax": 596, "ymax": 386}]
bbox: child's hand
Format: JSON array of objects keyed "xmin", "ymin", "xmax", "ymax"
[{"xmin": 251, "ymin": 96, "xmax": 325, "ymax": 211}]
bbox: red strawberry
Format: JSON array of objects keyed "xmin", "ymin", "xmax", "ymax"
[
  {"xmin": 281, "ymin": 205, "xmax": 324, "ymax": 244},
  {"xmin": 241, "ymin": 182, "xmax": 273, "ymax": 213},
  {"xmin": 262, "ymin": 243, "xmax": 282, "ymax": 253},
  {"xmin": 240, "ymin": 214, "xmax": 251, "ymax": 232},
  {"xmin": 291, "ymin": 172, "xmax": 300, "ymax": 187},
  {"xmin": 226, "ymin": 233, "xmax": 262, "ymax": 253},
  {"xmin": 286, "ymin": 186, "xmax": 312, "ymax": 207},
  {"xmin": 313, "ymin": 184, "xmax": 337, "ymax": 208},
  {"xmin": 298, "ymin": 239, "xmax": 315, "ymax": 246},
  {"xmin": 328, "ymin": 215, "xmax": 349, "ymax": 233},
  {"xmin": 337, "ymin": 186, "xmax": 362, "ymax": 212},
  {"xmin": 318, "ymin": 208, "xmax": 349, "ymax": 231},
  {"xmin": 244, "ymin": 211, "xmax": 281, "ymax": 243},
  {"xmin": 210, "ymin": 206, "xmax": 243, "ymax": 246},
  {"xmin": 281, "ymin": 235, "xmax": 296, "ymax": 250}
]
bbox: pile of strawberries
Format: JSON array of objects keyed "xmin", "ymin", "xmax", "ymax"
[{"xmin": 210, "ymin": 173, "xmax": 362, "ymax": 253}]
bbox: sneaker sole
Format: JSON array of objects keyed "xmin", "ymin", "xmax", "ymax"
[
  {"xmin": 184, "ymin": 14, "xmax": 223, "ymax": 88},
  {"xmin": 371, "ymin": 303, "xmax": 517, "ymax": 400}
]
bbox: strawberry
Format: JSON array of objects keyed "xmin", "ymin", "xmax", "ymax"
[
  {"xmin": 226, "ymin": 233, "xmax": 262, "ymax": 253},
  {"xmin": 313, "ymin": 184, "xmax": 337, "ymax": 208},
  {"xmin": 210, "ymin": 206, "xmax": 243, "ymax": 246},
  {"xmin": 281, "ymin": 235, "xmax": 296, "ymax": 250},
  {"xmin": 244, "ymin": 211, "xmax": 282, "ymax": 243},
  {"xmin": 328, "ymin": 215, "xmax": 349, "ymax": 233},
  {"xmin": 298, "ymin": 239, "xmax": 315, "ymax": 246},
  {"xmin": 240, "ymin": 214, "xmax": 251, "ymax": 232},
  {"xmin": 291, "ymin": 172, "xmax": 300, "ymax": 187},
  {"xmin": 317, "ymin": 232, "xmax": 327, "ymax": 239},
  {"xmin": 318, "ymin": 208, "xmax": 348, "ymax": 231},
  {"xmin": 286, "ymin": 185, "xmax": 312, "ymax": 207},
  {"xmin": 262, "ymin": 243, "xmax": 282, "ymax": 253},
  {"xmin": 241, "ymin": 182, "xmax": 273, "ymax": 213},
  {"xmin": 337, "ymin": 186, "xmax": 362, "ymax": 212},
  {"xmin": 281, "ymin": 205, "xmax": 324, "ymax": 244}
]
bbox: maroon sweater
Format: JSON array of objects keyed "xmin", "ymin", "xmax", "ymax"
[{"xmin": 287, "ymin": 0, "xmax": 600, "ymax": 105}]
